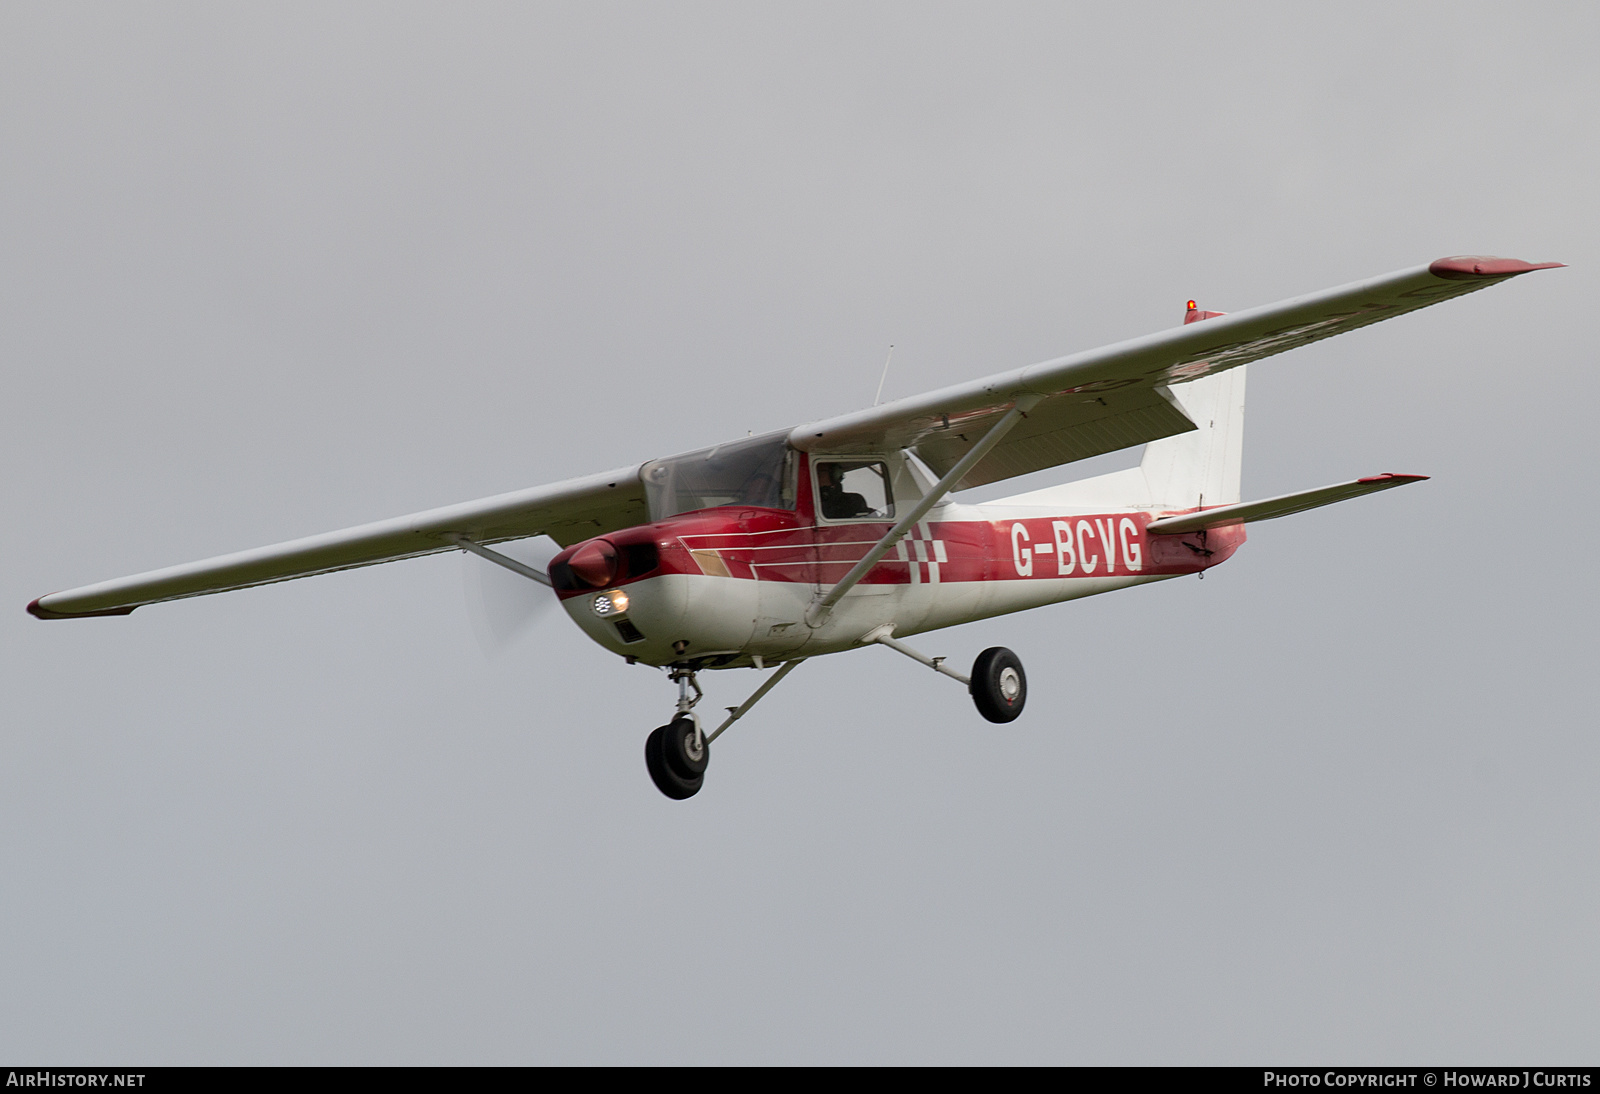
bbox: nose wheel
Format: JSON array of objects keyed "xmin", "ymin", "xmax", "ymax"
[
  {"xmin": 646, "ymin": 715, "xmax": 707, "ymax": 799},
  {"xmin": 646, "ymin": 667, "xmax": 710, "ymax": 799}
]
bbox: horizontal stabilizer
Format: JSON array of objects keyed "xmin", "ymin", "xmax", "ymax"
[{"xmin": 1144, "ymin": 473, "xmax": 1427, "ymax": 535}]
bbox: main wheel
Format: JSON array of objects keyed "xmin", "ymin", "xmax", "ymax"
[
  {"xmin": 970, "ymin": 646, "xmax": 1026, "ymax": 723},
  {"xmin": 645, "ymin": 724, "xmax": 704, "ymax": 799}
]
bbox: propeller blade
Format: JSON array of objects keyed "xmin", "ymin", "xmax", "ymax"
[{"xmin": 461, "ymin": 536, "xmax": 562, "ymax": 656}]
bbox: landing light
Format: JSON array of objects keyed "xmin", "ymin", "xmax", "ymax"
[{"xmin": 591, "ymin": 589, "xmax": 629, "ymax": 617}]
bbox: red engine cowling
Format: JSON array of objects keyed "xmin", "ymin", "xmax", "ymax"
[{"xmin": 548, "ymin": 509, "xmax": 801, "ymax": 666}]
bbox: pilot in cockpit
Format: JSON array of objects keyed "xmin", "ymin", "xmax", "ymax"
[{"xmin": 818, "ymin": 462, "xmax": 873, "ymax": 519}]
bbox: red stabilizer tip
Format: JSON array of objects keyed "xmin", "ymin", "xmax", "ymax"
[
  {"xmin": 1429, "ymin": 256, "xmax": 1565, "ymax": 280},
  {"xmin": 1357, "ymin": 473, "xmax": 1429, "ymax": 484}
]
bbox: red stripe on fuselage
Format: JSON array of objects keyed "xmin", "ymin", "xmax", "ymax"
[{"xmin": 551, "ymin": 507, "xmax": 1243, "ymax": 600}]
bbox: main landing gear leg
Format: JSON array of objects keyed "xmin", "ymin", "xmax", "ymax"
[
  {"xmin": 645, "ymin": 668, "xmax": 708, "ymax": 800},
  {"xmin": 865, "ymin": 627, "xmax": 1027, "ymax": 724}
]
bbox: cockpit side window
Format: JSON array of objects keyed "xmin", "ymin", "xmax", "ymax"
[
  {"xmin": 640, "ymin": 432, "xmax": 797, "ymax": 521},
  {"xmin": 815, "ymin": 460, "xmax": 895, "ymax": 521}
]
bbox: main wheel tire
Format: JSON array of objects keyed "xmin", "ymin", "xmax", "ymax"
[
  {"xmin": 661, "ymin": 714, "xmax": 709, "ymax": 779},
  {"xmin": 970, "ymin": 646, "xmax": 1026, "ymax": 723},
  {"xmin": 645, "ymin": 725, "xmax": 703, "ymax": 799}
]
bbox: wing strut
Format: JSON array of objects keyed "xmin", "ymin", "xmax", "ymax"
[
  {"xmin": 806, "ymin": 394, "xmax": 1042, "ymax": 626},
  {"xmin": 446, "ymin": 533, "xmax": 553, "ymax": 586}
]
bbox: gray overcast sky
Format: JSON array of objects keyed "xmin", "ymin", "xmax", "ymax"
[{"xmin": 3, "ymin": 2, "xmax": 1596, "ymax": 1064}]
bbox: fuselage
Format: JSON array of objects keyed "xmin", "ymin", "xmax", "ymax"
[{"xmin": 549, "ymin": 450, "xmax": 1243, "ymax": 669}]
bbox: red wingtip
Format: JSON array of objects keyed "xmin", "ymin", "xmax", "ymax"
[
  {"xmin": 1356, "ymin": 473, "xmax": 1430, "ymax": 484},
  {"xmin": 1429, "ymin": 256, "xmax": 1565, "ymax": 280},
  {"xmin": 27, "ymin": 597, "xmax": 136, "ymax": 620}
]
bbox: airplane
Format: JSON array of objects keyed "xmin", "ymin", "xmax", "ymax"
[{"xmin": 29, "ymin": 255, "xmax": 1561, "ymax": 799}]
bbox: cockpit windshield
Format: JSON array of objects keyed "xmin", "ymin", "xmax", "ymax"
[{"xmin": 640, "ymin": 431, "xmax": 796, "ymax": 521}]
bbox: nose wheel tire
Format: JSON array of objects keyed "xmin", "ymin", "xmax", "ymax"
[
  {"xmin": 645, "ymin": 716, "xmax": 707, "ymax": 799},
  {"xmin": 970, "ymin": 646, "xmax": 1026, "ymax": 723}
]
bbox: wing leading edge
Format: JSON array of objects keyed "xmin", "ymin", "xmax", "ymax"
[
  {"xmin": 789, "ymin": 256, "xmax": 1562, "ymax": 489},
  {"xmin": 30, "ymin": 466, "xmax": 646, "ymax": 618}
]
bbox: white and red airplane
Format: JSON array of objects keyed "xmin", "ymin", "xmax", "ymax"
[{"xmin": 30, "ymin": 255, "xmax": 1560, "ymax": 798}]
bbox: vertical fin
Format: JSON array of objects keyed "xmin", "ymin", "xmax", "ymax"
[
  {"xmin": 1140, "ymin": 365, "xmax": 1247, "ymax": 509},
  {"xmin": 980, "ymin": 300, "xmax": 1247, "ymax": 513}
]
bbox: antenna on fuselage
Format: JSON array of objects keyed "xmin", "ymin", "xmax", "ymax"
[{"xmin": 873, "ymin": 344, "xmax": 895, "ymax": 406}]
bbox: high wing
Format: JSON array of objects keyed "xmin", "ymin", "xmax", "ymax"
[
  {"xmin": 30, "ymin": 254, "xmax": 1558, "ymax": 620},
  {"xmin": 30, "ymin": 467, "xmax": 646, "ymax": 618},
  {"xmin": 788, "ymin": 256, "xmax": 1561, "ymax": 488}
]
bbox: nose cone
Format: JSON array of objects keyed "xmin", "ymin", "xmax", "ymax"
[{"xmin": 568, "ymin": 539, "xmax": 619, "ymax": 587}]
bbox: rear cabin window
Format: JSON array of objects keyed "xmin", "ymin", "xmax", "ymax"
[{"xmin": 815, "ymin": 460, "xmax": 894, "ymax": 520}]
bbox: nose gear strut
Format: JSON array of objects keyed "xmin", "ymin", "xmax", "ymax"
[
  {"xmin": 645, "ymin": 668, "xmax": 708, "ymax": 799},
  {"xmin": 669, "ymin": 667, "xmax": 704, "ymax": 717},
  {"xmin": 643, "ymin": 661, "xmax": 809, "ymax": 800}
]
